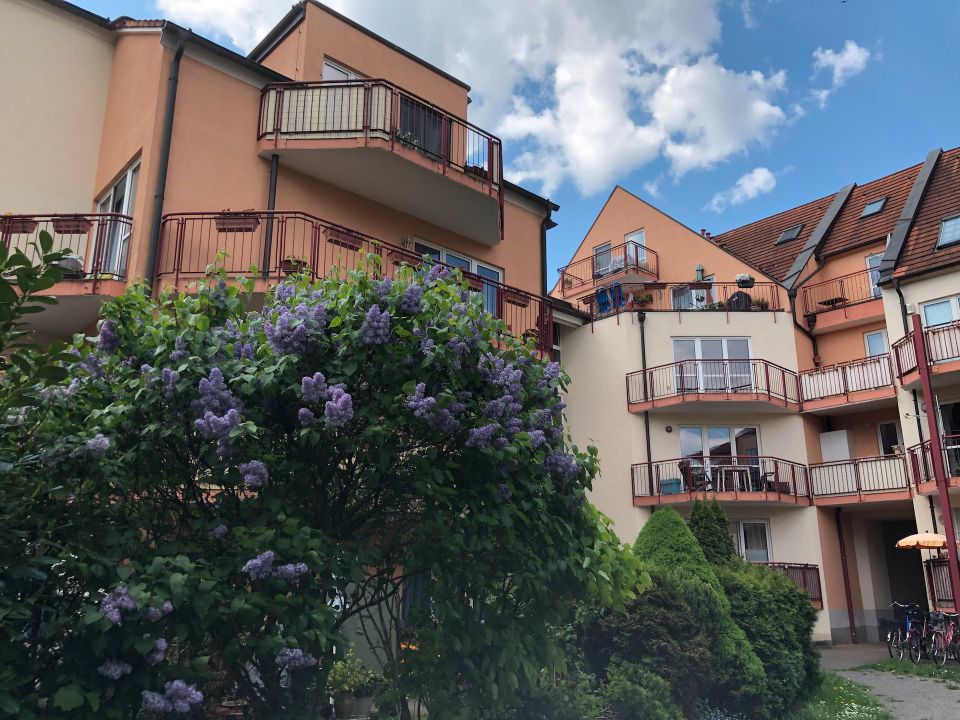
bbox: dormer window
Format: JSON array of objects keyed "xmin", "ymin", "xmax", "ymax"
[
  {"xmin": 776, "ymin": 223, "xmax": 803, "ymax": 245},
  {"xmin": 938, "ymin": 216, "xmax": 960, "ymax": 249},
  {"xmin": 860, "ymin": 197, "xmax": 887, "ymax": 218}
]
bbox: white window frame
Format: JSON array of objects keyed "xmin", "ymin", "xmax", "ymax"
[
  {"xmin": 592, "ymin": 242, "xmax": 613, "ymax": 277},
  {"xmin": 864, "ymin": 329, "xmax": 888, "ymax": 357},
  {"xmin": 876, "ymin": 421, "xmax": 902, "ymax": 456},
  {"xmin": 938, "ymin": 215, "xmax": 960, "ymax": 249},
  {"xmin": 921, "ymin": 295, "xmax": 960, "ymax": 327},
  {"xmin": 673, "ymin": 337, "xmax": 753, "ymax": 394},
  {"xmin": 95, "ymin": 160, "xmax": 140, "ymax": 277},
  {"xmin": 624, "ymin": 228, "xmax": 647, "ymax": 266},
  {"xmin": 671, "ymin": 274, "xmax": 716, "ymax": 310},
  {"xmin": 866, "ymin": 253, "xmax": 883, "ymax": 299},
  {"xmin": 412, "ymin": 239, "xmax": 502, "ymax": 312},
  {"xmin": 322, "ymin": 58, "xmax": 363, "ymax": 81},
  {"xmin": 730, "ymin": 520, "xmax": 773, "ymax": 563}
]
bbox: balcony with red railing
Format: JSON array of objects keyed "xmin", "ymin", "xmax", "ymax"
[
  {"xmin": 799, "ymin": 354, "xmax": 896, "ymax": 412},
  {"xmin": 580, "ymin": 281, "xmax": 784, "ymax": 320},
  {"xmin": 757, "ymin": 562, "xmax": 824, "ymax": 608},
  {"xmin": 258, "ymin": 80, "xmax": 502, "ymax": 245},
  {"xmin": 626, "ymin": 359, "xmax": 801, "ymax": 413},
  {"xmin": 0, "ymin": 213, "xmax": 132, "ymax": 294},
  {"xmin": 893, "ymin": 320, "xmax": 960, "ymax": 386},
  {"xmin": 631, "ymin": 456, "xmax": 810, "ymax": 506},
  {"xmin": 800, "ymin": 269, "xmax": 883, "ymax": 331},
  {"xmin": 807, "ymin": 455, "xmax": 912, "ymax": 504},
  {"xmin": 908, "ymin": 435, "xmax": 960, "ymax": 493},
  {"xmin": 155, "ymin": 211, "xmax": 553, "ymax": 353},
  {"xmin": 557, "ymin": 241, "xmax": 658, "ymax": 298}
]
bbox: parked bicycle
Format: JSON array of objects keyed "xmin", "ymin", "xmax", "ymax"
[
  {"xmin": 887, "ymin": 601, "xmax": 924, "ymax": 661},
  {"xmin": 930, "ymin": 610, "xmax": 960, "ymax": 667}
]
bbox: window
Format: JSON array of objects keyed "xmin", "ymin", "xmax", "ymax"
[
  {"xmin": 730, "ymin": 521, "xmax": 772, "ymax": 562},
  {"xmin": 938, "ymin": 217, "xmax": 960, "ymax": 249},
  {"xmin": 866, "ymin": 253, "xmax": 883, "ymax": 298},
  {"xmin": 939, "ymin": 401, "xmax": 960, "ymax": 477},
  {"xmin": 864, "ymin": 329, "xmax": 888, "ymax": 357},
  {"xmin": 877, "ymin": 421, "xmax": 901, "ymax": 456},
  {"xmin": 679, "ymin": 426, "xmax": 761, "ymax": 465},
  {"xmin": 412, "ymin": 241, "xmax": 501, "ymax": 314},
  {"xmin": 398, "ymin": 96, "xmax": 448, "ymax": 160},
  {"xmin": 322, "ymin": 59, "xmax": 361, "ymax": 81},
  {"xmin": 671, "ymin": 275, "xmax": 716, "ymax": 309},
  {"xmin": 860, "ymin": 197, "xmax": 887, "ymax": 218},
  {"xmin": 592, "ymin": 242, "xmax": 612, "ymax": 277},
  {"xmin": 776, "ymin": 223, "xmax": 803, "ymax": 244},
  {"xmin": 624, "ymin": 229, "xmax": 647, "ymax": 267},
  {"xmin": 95, "ymin": 160, "xmax": 139, "ymax": 277},
  {"xmin": 673, "ymin": 337, "xmax": 751, "ymax": 392},
  {"xmin": 921, "ymin": 297, "xmax": 960, "ymax": 327}
]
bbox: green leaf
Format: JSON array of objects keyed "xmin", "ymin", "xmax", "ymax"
[
  {"xmin": 0, "ymin": 693, "xmax": 19, "ymax": 715},
  {"xmin": 85, "ymin": 691, "xmax": 100, "ymax": 712},
  {"xmin": 38, "ymin": 230, "xmax": 53, "ymax": 255},
  {"xmin": 53, "ymin": 684, "xmax": 85, "ymax": 711}
]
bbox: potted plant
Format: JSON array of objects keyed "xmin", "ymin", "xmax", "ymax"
[
  {"xmin": 324, "ymin": 225, "xmax": 365, "ymax": 252},
  {"xmin": 464, "ymin": 164, "xmax": 489, "ymax": 180},
  {"xmin": 751, "ymin": 298, "xmax": 769, "ymax": 311},
  {"xmin": 215, "ymin": 210, "xmax": 260, "ymax": 233},
  {"xmin": 396, "ymin": 128, "xmax": 420, "ymax": 149},
  {"xmin": 353, "ymin": 672, "xmax": 383, "ymax": 718},
  {"xmin": 52, "ymin": 215, "xmax": 93, "ymax": 235},
  {"xmin": 636, "ymin": 293, "xmax": 654, "ymax": 306},
  {"xmin": 280, "ymin": 256, "xmax": 309, "ymax": 275},
  {"xmin": 327, "ymin": 648, "xmax": 377, "ymax": 719},
  {"xmin": 735, "ymin": 273, "xmax": 756, "ymax": 289},
  {"xmin": 562, "ymin": 275, "xmax": 575, "ymax": 289}
]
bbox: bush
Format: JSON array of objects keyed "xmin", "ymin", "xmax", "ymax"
[
  {"xmin": 496, "ymin": 667, "xmax": 603, "ymax": 720},
  {"xmin": 689, "ymin": 500, "xmax": 736, "ymax": 565},
  {"xmin": 601, "ymin": 662, "xmax": 682, "ymax": 720},
  {"xmin": 716, "ymin": 562, "xmax": 821, "ymax": 716}
]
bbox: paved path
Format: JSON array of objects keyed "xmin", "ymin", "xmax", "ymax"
[
  {"xmin": 838, "ymin": 669, "xmax": 960, "ymax": 720},
  {"xmin": 820, "ymin": 642, "xmax": 890, "ymax": 670}
]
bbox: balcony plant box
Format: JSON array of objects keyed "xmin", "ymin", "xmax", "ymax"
[
  {"xmin": 324, "ymin": 225, "xmax": 364, "ymax": 252},
  {"xmin": 464, "ymin": 274, "xmax": 484, "ymax": 292},
  {"xmin": 280, "ymin": 257, "xmax": 309, "ymax": 276},
  {"xmin": 635, "ymin": 293, "xmax": 654, "ymax": 306},
  {"xmin": 689, "ymin": 281, "xmax": 712, "ymax": 290},
  {"xmin": 735, "ymin": 273, "xmax": 756, "ymax": 289},
  {"xmin": 0, "ymin": 216, "xmax": 38, "ymax": 235},
  {"xmin": 396, "ymin": 128, "xmax": 421, "ymax": 150},
  {"xmin": 464, "ymin": 164, "xmax": 489, "ymax": 180},
  {"xmin": 52, "ymin": 215, "xmax": 92, "ymax": 235},
  {"xmin": 215, "ymin": 211, "xmax": 260, "ymax": 233},
  {"xmin": 503, "ymin": 289, "xmax": 531, "ymax": 308}
]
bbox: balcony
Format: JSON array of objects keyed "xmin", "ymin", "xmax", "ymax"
[
  {"xmin": 631, "ymin": 456, "xmax": 810, "ymax": 505},
  {"xmin": 807, "ymin": 455, "xmax": 911, "ymax": 504},
  {"xmin": 799, "ymin": 355, "xmax": 896, "ymax": 413},
  {"xmin": 626, "ymin": 359, "xmax": 801, "ymax": 413},
  {"xmin": 757, "ymin": 562, "xmax": 824, "ymax": 608},
  {"xmin": 893, "ymin": 320, "xmax": 960, "ymax": 386},
  {"xmin": 258, "ymin": 80, "xmax": 502, "ymax": 245},
  {"xmin": 155, "ymin": 211, "xmax": 552, "ymax": 353},
  {"xmin": 581, "ymin": 281, "xmax": 783, "ymax": 320},
  {"xmin": 557, "ymin": 241, "xmax": 658, "ymax": 298},
  {"xmin": 908, "ymin": 435, "xmax": 960, "ymax": 491},
  {"xmin": 800, "ymin": 269, "xmax": 883, "ymax": 332}
]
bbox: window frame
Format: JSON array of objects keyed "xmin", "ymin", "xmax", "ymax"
[
  {"xmin": 322, "ymin": 58, "xmax": 363, "ymax": 81},
  {"xmin": 411, "ymin": 239, "xmax": 502, "ymax": 313},
  {"xmin": 937, "ymin": 215, "xmax": 960, "ymax": 249},
  {"xmin": 865, "ymin": 253, "xmax": 883, "ymax": 299},
  {"xmin": 860, "ymin": 197, "xmax": 887, "ymax": 218},
  {"xmin": 920, "ymin": 295, "xmax": 960, "ymax": 327},
  {"xmin": 876, "ymin": 421, "xmax": 902, "ymax": 456},
  {"xmin": 863, "ymin": 329, "xmax": 888, "ymax": 357},
  {"xmin": 776, "ymin": 223, "xmax": 803, "ymax": 245},
  {"xmin": 94, "ymin": 159, "xmax": 140, "ymax": 277},
  {"xmin": 728, "ymin": 520, "xmax": 772, "ymax": 563},
  {"xmin": 624, "ymin": 228, "xmax": 647, "ymax": 265},
  {"xmin": 592, "ymin": 242, "xmax": 613, "ymax": 277}
]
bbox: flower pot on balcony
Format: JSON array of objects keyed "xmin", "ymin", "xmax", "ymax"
[
  {"xmin": 736, "ymin": 279, "xmax": 755, "ymax": 289},
  {"xmin": 52, "ymin": 216, "xmax": 92, "ymax": 235},
  {"xmin": 0, "ymin": 216, "xmax": 38, "ymax": 234},
  {"xmin": 324, "ymin": 226, "xmax": 365, "ymax": 252},
  {"xmin": 689, "ymin": 281, "xmax": 712, "ymax": 290},
  {"xmin": 503, "ymin": 289, "xmax": 531, "ymax": 308},
  {"xmin": 464, "ymin": 164, "xmax": 489, "ymax": 180},
  {"xmin": 396, "ymin": 128, "xmax": 421, "ymax": 149},
  {"xmin": 280, "ymin": 257, "xmax": 309, "ymax": 276},
  {"xmin": 215, "ymin": 212, "xmax": 260, "ymax": 233},
  {"xmin": 636, "ymin": 293, "xmax": 654, "ymax": 306},
  {"xmin": 333, "ymin": 692, "xmax": 355, "ymax": 719}
]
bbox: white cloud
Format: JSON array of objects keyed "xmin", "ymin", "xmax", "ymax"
[
  {"xmin": 155, "ymin": 0, "xmax": 789, "ymax": 196},
  {"xmin": 741, "ymin": 0, "xmax": 757, "ymax": 29},
  {"xmin": 809, "ymin": 40, "xmax": 871, "ymax": 108},
  {"xmin": 643, "ymin": 179, "xmax": 662, "ymax": 198},
  {"xmin": 707, "ymin": 167, "xmax": 776, "ymax": 212}
]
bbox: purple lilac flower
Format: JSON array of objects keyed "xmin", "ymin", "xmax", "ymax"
[
  {"xmin": 399, "ymin": 284, "xmax": 423, "ymax": 314},
  {"xmin": 275, "ymin": 562, "xmax": 309, "ymax": 580},
  {"xmin": 97, "ymin": 660, "xmax": 132, "ymax": 680},
  {"xmin": 194, "ymin": 409, "xmax": 241, "ymax": 456},
  {"xmin": 162, "ymin": 600, "xmax": 174, "ymax": 615},
  {"xmin": 234, "ymin": 341, "xmax": 255, "ymax": 360},
  {"xmin": 543, "ymin": 362, "xmax": 562, "ymax": 382},
  {"xmin": 374, "ymin": 277, "xmax": 393, "ymax": 299},
  {"xmin": 85, "ymin": 433, "xmax": 110, "ymax": 457},
  {"xmin": 406, "ymin": 383, "xmax": 437, "ymax": 418},
  {"xmin": 161, "ymin": 368, "xmax": 179, "ymax": 399},
  {"xmin": 298, "ymin": 407, "xmax": 315, "ymax": 426},
  {"xmin": 324, "ymin": 386, "xmax": 353, "ymax": 427},
  {"xmin": 142, "ymin": 690, "xmax": 171, "ymax": 712},
  {"xmin": 466, "ymin": 423, "xmax": 499, "ymax": 449},
  {"xmin": 265, "ymin": 302, "xmax": 326, "ymax": 355},
  {"xmin": 195, "ymin": 368, "xmax": 238, "ymax": 415},
  {"xmin": 97, "ymin": 319, "xmax": 120, "ymax": 354},
  {"xmin": 276, "ymin": 647, "xmax": 317, "ymax": 669},
  {"xmin": 147, "ymin": 606, "xmax": 163, "ymax": 622},
  {"xmin": 170, "ymin": 336, "xmax": 188, "ymax": 362},
  {"xmin": 162, "ymin": 680, "xmax": 203, "ymax": 713},
  {"xmin": 423, "ymin": 264, "xmax": 449, "ymax": 283},
  {"xmin": 447, "ymin": 338, "xmax": 469, "ymax": 369},
  {"xmin": 238, "ymin": 460, "xmax": 268, "ymax": 489},
  {"xmin": 147, "ymin": 637, "xmax": 168, "ymax": 665},
  {"xmin": 209, "ymin": 524, "xmax": 228, "ymax": 540},
  {"xmin": 81, "ymin": 352, "xmax": 103, "ymax": 379},
  {"xmin": 544, "ymin": 450, "xmax": 579, "ymax": 480},
  {"xmin": 527, "ymin": 429, "xmax": 547, "ymax": 449},
  {"xmin": 141, "ymin": 363, "xmax": 153, "ymax": 374},
  {"xmin": 359, "ymin": 305, "xmax": 391, "ymax": 345},
  {"xmin": 493, "ymin": 437, "xmax": 509, "ymax": 450},
  {"xmin": 301, "ymin": 372, "xmax": 327, "ymax": 403},
  {"xmin": 242, "ymin": 550, "xmax": 275, "ymax": 580},
  {"xmin": 498, "ymin": 483, "xmax": 512, "ymax": 501},
  {"xmin": 99, "ymin": 585, "xmax": 137, "ymax": 625}
]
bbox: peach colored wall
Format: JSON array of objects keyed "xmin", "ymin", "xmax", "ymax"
[
  {"xmin": 263, "ymin": 3, "xmax": 468, "ymax": 118},
  {"xmin": 803, "ymin": 415, "xmax": 827, "ymax": 464},
  {"xmin": 828, "ymin": 409, "xmax": 902, "ymax": 459},
  {"xmin": 802, "ymin": 241, "xmax": 887, "ymax": 285},
  {"xmin": 817, "ymin": 507, "xmax": 864, "ymax": 640},
  {"xmin": 552, "ymin": 187, "xmax": 770, "ymax": 300},
  {"xmin": 814, "ymin": 321, "xmax": 888, "ymax": 366}
]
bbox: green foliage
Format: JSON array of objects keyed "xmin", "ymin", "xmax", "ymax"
[
  {"xmin": 717, "ymin": 561, "xmax": 821, "ymax": 716},
  {"xmin": 788, "ymin": 673, "xmax": 891, "ymax": 720},
  {"xmin": 0, "ymin": 260, "xmax": 642, "ymax": 719},
  {"xmin": 601, "ymin": 662, "xmax": 683, "ymax": 720},
  {"xmin": 496, "ymin": 667, "xmax": 603, "ymax": 720},
  {"xmin": 688, "ymin": 500, "xmax": 736, "ymax": 565},
  {"xmin": 327, "ymin": 648, "xmax": 377, "ymax": 696}
]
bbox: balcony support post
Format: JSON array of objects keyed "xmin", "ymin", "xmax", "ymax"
[
  {"xmin": 912, "ymin": 312, "xmax": 960, "ymax": 610},
  {"xmin": 262, "ymin": 153, "xmax": 279, "ymax": 279},
  {"xmin": 834, "ymin": 508, "xmax": 858, "ymax": 643}
]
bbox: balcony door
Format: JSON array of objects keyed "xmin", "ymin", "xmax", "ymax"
[
  {"xmin": 624, "ymin": 229, "xmax": 647, "ymax": 270},
  {"xmin": 731, "ymin": 521, "xmax": 772, "ymax": 562},
  {"xmin": 679, "ymin": 425, "xmax": 761, "ymax": 490},
  {"xmin": 673, "ymin": 337, "xmax": 751, "ymax": 394},
  {"xmin": 938, "ymin": 401, "xmax": 960, "ymax": 477},
  {"xmin": 95, "ymin": 161, "xmax": 139, "ymax": 278}
]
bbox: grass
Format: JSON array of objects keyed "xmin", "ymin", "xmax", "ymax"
[
  {"xmin": 788, "ymin": 672, "xmax": 891, "ymax": 720},
  {"xmin": 860, "ymin": 657, "xmax": 960, "ymax": 689}
]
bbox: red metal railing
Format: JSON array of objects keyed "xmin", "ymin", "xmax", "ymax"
[
  {"xmin": 626, "ymin": 359, "xmax": 800, "ymax": 407},
  {"xmin": 800, "ymin": 269, "xmax": 880, "ymax": 316},
  {"xmin": 892, "ymin": 333, "xmax": 918, "ymax": 378},
  {"xmin": 808, "ymin": 455, "xmax": 910, "ymax": 498},
  {"xmin": 581, "ymin": 281, "xmax": 783, "ymax": 319},
  {"xmin": 631, "ymin": 456, "xmax": 810, "ymax": 500},
  {"xmin": 909, "ymin": 435, "xmax": 960, "ymax": 485},
  {"xmin": 557, "ymin": 241, "xmax": 658, "ymax": 297},
  {"xmin": 799, "ymin": 354, "xmax": 893, "ymax": 402},
  {"xmin": 258, "ymin": 80, "xmax": 502, "ymax": 234},
  {"xmin": 757, "ymin": 562, "xmax": 823, "ymax": 607},
  {"xmin": 926, "ymin": 558, "xmax": 956, "ymax": 607},
  {"xmin": 893, "ymin": 320, "xmax": 960, "ymax": 379},
  {"xmin": 156, "ymin": 211, "xmax": 552, "ymax": 352},
  {"xmin": 0, "ymin": 213, "xmax": 132, "ymax": 290}
]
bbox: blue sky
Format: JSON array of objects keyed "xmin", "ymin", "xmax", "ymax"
[{"xmin": 82, "ymin": 1, "xmax": 960, "ymax": 281}]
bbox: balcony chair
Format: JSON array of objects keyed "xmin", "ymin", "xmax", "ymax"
[
  {"xmin": 726, "ymin": 290, "xmax": 752, "ymax": 312},
  {"xmin": 679, "ymin": 459, "xmax": 711, "ymax": 492}
]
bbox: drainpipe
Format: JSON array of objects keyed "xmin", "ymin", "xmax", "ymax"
[
  {"xmin": 539, "ymin": 205, "xmax": 556, "ymax": 297},
  {"xmin": 261, "ymin": 153, "xmax": 279, "ymax": 278},
  {"xmin": 638, "ymin": 311, "xmax": 654, "ymax": 495},
  {"xmin": 834, "ymin": 508, "xmax": 858, "ymax": 644},
  {"xmin": 787, "ymin": 288, "xmax": 819, "ymax": 359},
  {"xmin": 144, "ymin": 26, "xmax": 189, "ymax": 292}
]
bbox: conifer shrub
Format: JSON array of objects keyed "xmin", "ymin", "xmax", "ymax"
[{"xmin": 688, "ymin": 500, "xmax": 736, "ymax": 565}]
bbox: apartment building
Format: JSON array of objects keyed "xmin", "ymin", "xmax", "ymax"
[
  {"xmin": 555, "ymin": 150, "xmax": 960, "ymax": 644},
  {"xmin": 1, "ymin": 0, "xmax": 559, "ymax": 355}
]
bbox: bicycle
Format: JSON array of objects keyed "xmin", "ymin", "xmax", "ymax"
[
  {"xmin": 887, "ymin": 601, "xmax": 924, "ymax": 661},
  {"xmin": 927, "ymin": 611, "xmax": 950, "ymax": 666},
  {"xmin": 936, "ymin": 611, "xmax": 960, "ymax": 666}
]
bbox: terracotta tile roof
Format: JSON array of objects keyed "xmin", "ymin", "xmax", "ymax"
[
  {"xmin": 820, "ymin": 162, "xmax": 921, "ymax": 257},
  {"xmin": 894, "ymin": 147, "xmax": 960, "ymax": 279},
  {"xmin": 710, "ymin": 194, "xmax": 835, "ymax": 281}
]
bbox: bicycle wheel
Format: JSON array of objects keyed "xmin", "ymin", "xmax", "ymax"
[
  {"xmin": 896, "ymin": 630, "xmax": 908, "ymax": 661},
  {"xmin": 886, "ymin": 628, "xmax": 897, "ymax": 658},
  {"xmin": 910, "ymin": 634, "xmax": 923, "ymax": 664},
  {"xmin": 931, "ymin": 633, "xmax": 948, "ymax": 667}
]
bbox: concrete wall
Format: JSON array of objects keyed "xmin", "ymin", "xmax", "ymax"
[{"xmin": 0, "ymin": 0, "xmax": 114, "ymax": 213}]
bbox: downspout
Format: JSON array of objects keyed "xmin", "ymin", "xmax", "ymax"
[
  {"xmin": 261, "ymin": 153, "xmax": 279, "ymax": 278},
  {"xmin": 144, "ymin": 26, "xmax": 189, "ymax": 292},
  {"xmin": 787, "ymin": 288, "xmax": 819, "ymax": 359},
  {"xmin": 834, "ymin": 508, "xmax": 858, "ymax": 644},
  {"xmin": 893, "ymin": 279, "xmax": 935, "ymax": 531},
  {"xmin": 539, "ymin": 205, "xmax": 555, "ymax": 297},
  {"xmin": 638, "ymin": 311, "xmax": 654, "ymax": 496}
]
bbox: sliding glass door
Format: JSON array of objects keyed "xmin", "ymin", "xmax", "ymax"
[{"xmin": 673, "ymin": 338, "xmax": 752, "ymax": 394}]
